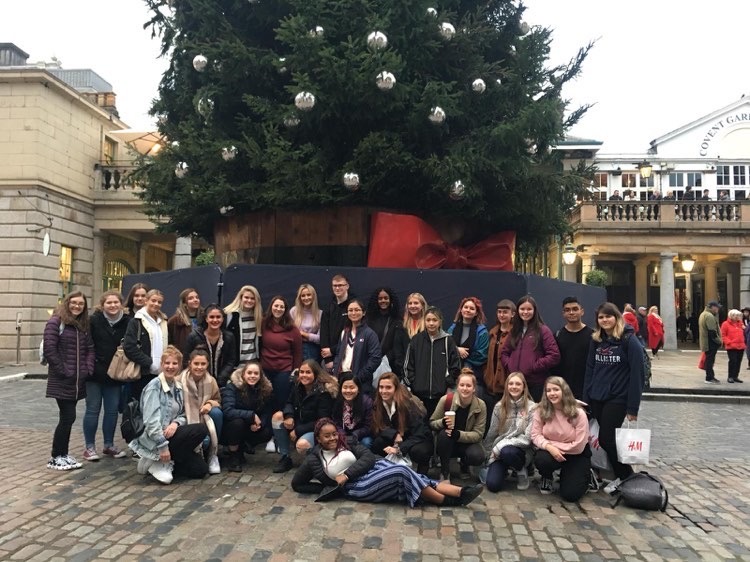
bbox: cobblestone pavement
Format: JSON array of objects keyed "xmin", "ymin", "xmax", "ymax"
[{"xmin": 0, "ymin": 381, "xmax": 749, "ymax": 561}]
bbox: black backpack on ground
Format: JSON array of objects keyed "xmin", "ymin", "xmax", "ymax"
[
  {"xmin": 611, "ymin": 471, "xmax": 668, "ymax": 512},
  {"xmin": 120, "ymin": 398, "xmax": 144, "ymax": 443}
]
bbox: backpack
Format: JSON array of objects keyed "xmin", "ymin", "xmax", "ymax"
[
  {"xmin": 39, "ymin": 321, "xmax": 66, "ymax": 366},
  {"xmin": 623, "ymin": 333, "xmax": 652, "ymax": 390},
  {"xmin": 120, "ymin": 398, "xmax": 144, "ymax": 443},
  {"xmin": 611, "ymin": 471, "xmax": 668, "ymax": 511}
]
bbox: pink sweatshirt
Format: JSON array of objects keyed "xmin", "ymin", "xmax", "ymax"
[{"xmin": 531, "ymin": 407, "xmax": 589, "ymax": 455}]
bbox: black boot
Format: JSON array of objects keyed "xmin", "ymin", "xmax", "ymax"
[
  {"xmin": 273, "ymin": 455, "xmax": 293, "ymax": 473},
  {"xmin": 227, "ymin": 451, "xmax": 243, "ymax": 473},
  {"xmin": 459, "ymin": 484, "xmax": 484, "ymax": 506}
]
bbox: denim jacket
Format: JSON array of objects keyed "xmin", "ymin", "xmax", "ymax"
[{"xmin": 129, "ymin": 374, "xmax": 187, "ymax": 461}]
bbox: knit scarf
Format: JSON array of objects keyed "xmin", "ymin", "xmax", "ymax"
[
  {"xmin": 452, "ymin": 318, "xmax": 478, "ymax": 351},
  {"xmin": 181, "ymin": 371, "xmax": 219, "ymax": 457},
  {"xmin": 104, "ymin": 310, "xmax": 124, "ymax": 326}
]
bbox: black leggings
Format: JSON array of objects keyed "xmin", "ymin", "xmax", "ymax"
[
  {"xmin": 435, "ymin": 430, "xmax": 485, "ymax": 475},
  {"xmin": 51, "ymin": 399, "xmax": 78, "ymax": 457},
  {"xmin": 223, "ymin": 417, "xmax": 273, "ymax": 449},
  {"xmin": 588, "ymin": 400, "xmax": 634, "ymax": 481},
  {"xmin": 534, "ymin": 447, "xmax": 591, "ymax": 502},
  {"xmin": 169, "ymin": 423, "xmax": 209, "ymax": 479}
]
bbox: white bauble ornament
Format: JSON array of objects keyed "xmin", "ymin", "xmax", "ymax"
[
  {"xmin": 367, "ymin": 31, "xmax": 388, "ymax": 50},
  {"xmin": 294, "ymin": 91, "xmax": 316, "ymax": 111},
  {"xmin": 343, "ymin": 172, "xmax": 360, "ymax": 191},
  {"xmin": 193, "ymin": 55, "xmax": 208, "ymax": 72},
  {"xmin": 471, "ymin": 78, "xmax": 486, "ymax": 93},
  {"xmin": 283, "ymin": 115, "xmax": 300, "ymax": 128},
  {"xmin": 309, "ymin": 26, "xmax": 324, "ymax": 38},
  {"xmin": 222, "ymin": 146, "xmax": 237, "ymax": 161},
  {"xmin": 197, "ymin": 97, "xmax": 214, "ymax": 120},
  {"xmin": 439, "ymin": 22, "xmax": 455, "ymax": 40},
  {"xmin": 428, "ymin": 106, "xmax": 446, "ymax": 124},
  {"xmin": 175, "ymin": 162, "xmax": 189, "ymax": 178},
  {"xmin": 375, "ymin": 71, "xmax": 396, "ymax": 91},
  {"xmin": 171, "ymin": 141, "xmax": 180, "ymax": 148},
  {"xmin": 278, "ymin": 57, "xmax": 287, "ymax": 74},
  {"xmin": 496, "ymin": 78, "xmax": 503, "ymax": 86},
  {"xmin": 426, "ymin": 7, "xmax": 438, "ymax": 17},
  {"xmin": 520, "ymin": 21, "xmax": 530, "ymax": 35},
  {"xmin": 449, "ymin": 180, "xmax": 465, "ymax": 200}
]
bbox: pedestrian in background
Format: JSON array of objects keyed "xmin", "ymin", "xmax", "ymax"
[
  {"xmin": 720, "ymin": 309, "xmax": 745, "ymax": 383},
  {"xmin": 699, "ymin": 302, "xmax": 723, "ymax": 384},
  {"xmin": 647, "ymin": 306, "xmax": 664, "ymax": 358}
]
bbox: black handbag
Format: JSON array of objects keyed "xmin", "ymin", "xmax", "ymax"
[
  {"xmin": 121, "ymin": 398, "xmax": 144, "ymax": 443},
  {"xmin": 611, "ymin": 471, "xmax": 668, "ymax": 512}
]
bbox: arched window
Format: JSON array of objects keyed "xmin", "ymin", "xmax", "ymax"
[{"xmin": 102, "ymin": 259, "xmax": 134, "ymax": 292}]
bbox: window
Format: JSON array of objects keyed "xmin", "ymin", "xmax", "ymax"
[
  {"xmin": 621, "ymin": 173, "xmax": 637, "ymax": 189},
  {"xmin": 686, "ymin": 172, "xmax": 702, "ymax": 187},
  {"xmin": 594, "ymin": 172, "xmax": 608, "ymax": 188},
  {"xmin": 60, "ymin": 246, "xmax": 73, "ymax": 297},
  {"xmin": 668, "ymin": 173, "xmax": 684, "ymax": 187},
  {"xmin": 103, "ymin": 137, "xmax": 117, "ymax": 164},
  {"xmin": 733, "ymin": 165, "xmax": 746, "ymax": 185},
  {"xmin": 717, "ymin": 165, "xmax": 730, "ymax": 186},
  {"xmin": 102, "ymin": 259, "xmax": 134, "ymax": 292},
  {"xmin": 639, "ymin": 174, "xmax": 654, "ymax": 188}
]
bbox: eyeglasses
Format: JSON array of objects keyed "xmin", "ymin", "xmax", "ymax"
[
  {"xmin": 69, "ymin": 302, "xmax": 85, "ymax": 307},
  {"xmin": 332, "ymin": 283, "xmax": 348, "ymax": 288}
]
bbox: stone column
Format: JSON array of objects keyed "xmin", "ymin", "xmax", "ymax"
[
  {"xmin": 659, "ymin": 252, "xmax": 677, "ymax": 350},
  {"xmin": 634, "ymin": 258, "xmax": 650, "ymax": 307},
  {"xmin": 704, "ymin": 263, "xmax": 718, "ymax": 304},
  {"xmin": 562, "ymin": 263, "xmax": 577, "ymax": 283},
  {"xmin": 137, "ymin": 242, "xmax": 147, "ymax": 274},
  {"xmin": 92, "ymin": 230, "xmax": 105, "ymax": 303},
  {"xmin": 580, "ymin": 252, "xmax": 597, "ymax": 283},
  {"xmin": 740, "ymin": 254, "xmax": 750, "ymax": 308},
  {"xmin": 174, "ymin": 236, "xmax": 193, "ymax": 270}
]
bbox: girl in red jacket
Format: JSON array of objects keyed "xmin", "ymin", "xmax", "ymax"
[
  {"xmin": 646, "ymin": 306, "xmax": 664, "ymax": 358},
  {"xmin": 721, "ymin": 309, "xmax": 746, "ymax": 383}
]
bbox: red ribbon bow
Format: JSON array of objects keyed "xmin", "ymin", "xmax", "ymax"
[{"xmin": 367, "ymin": 212, "xmax": 515, "ymax": 271}]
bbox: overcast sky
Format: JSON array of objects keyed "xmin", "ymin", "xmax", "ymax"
[{"xmin": 3, "ymin": 0, "xmax": 749, "ymax": 153}]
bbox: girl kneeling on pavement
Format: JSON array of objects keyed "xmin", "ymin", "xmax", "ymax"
[
  {"xmin": 271, "ymin": 359, "xmax": 338, "ymax": 473},
  {"xmin": 221, "ymin": 361, "xmax": 274, "ymax": 472},
  {"xmin": 291, "ymin": 419, "xmax": 483, "ymax": 507},
  {"xmin": 531, "ymin": 376, "xmax": 591, "ymax": 502},
  {"xmin": 483, "ymin": 372, "xmax": 536, "ymax": 492},
  {"xmin": 179, "ymin": 349, "xmax": 223, "ymax": 475},
  {"xmin": 429, "ymin": 368, "xmax": 487, "ymax": 481},
  {"xmin": 130, "ymin": 346, "xmax": 209, "ymax": 484}
]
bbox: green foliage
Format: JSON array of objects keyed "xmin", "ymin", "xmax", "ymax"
[
  {"xmin": 585, "ymin": 268, "xmax": 609, "ymax": 287},
  {"xmin": 138, "ymin": 0, "xmax": 593, "ymax": 246},
  {"xmin": 194, "ymin": 249, "xmax": 215, "ymax": 266}
]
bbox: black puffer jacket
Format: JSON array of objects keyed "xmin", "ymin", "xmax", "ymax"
[
  {"xmin": 291, "ymin": 443, "xmax": 378, "ymax": 494},
  {"xmin": 44, "ymin": 316, "xmax": 95, "ymax": 401},
  {"xmin": 282, "ymin": 378, "xmax": 338, "ymax": 436},
  {"xmin": 89, "ymin": 311, "xmax": 130, "ymax": 385},
  {"xmin": 184, "ymin": 327, "xmax": 237, "ymax": 386},
  {"xmin": 221, "ymin": 368, "xmax": 272, "ymax": 426}
]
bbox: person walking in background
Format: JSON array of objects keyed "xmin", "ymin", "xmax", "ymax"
[
  {"xmin": 44, "ymin": 292, "xmax": 96, "ymax": 471},
  {"xmin": 290, "ymin": 284, "xmax": 323, "ymax": 362},
  {"xmin": 646, "ymin": 306, "xmax": 664, "ymax": 358},
  {"xmin": 720, "ymin": 309, "xmax": 745, "ymax": 383},
  {"xmin": 636, "ymin": 306, "xmax": 648, "ymax": 345},
  {"xmin": 553, "ymin": 297, "xmax": 593, "ymax": 399},
  {"xmin": 622, "ymin": 304, "xmax": 639, "ymax": 337},
  {"xmin": 699, "ymin": 301, "xmax": 723, "ymax": 384},
  {"xmin": 320, "ymin": 275, "xmax": 356, "ymax": 372}
]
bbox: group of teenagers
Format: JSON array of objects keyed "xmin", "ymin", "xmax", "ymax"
[{"xmin": 42, "ymin": 274, "xmax": 645, "ymax": 507}]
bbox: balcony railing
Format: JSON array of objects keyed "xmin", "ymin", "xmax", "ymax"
[
  {"xmin": 570, "ymin": 201, "xmax": 746, "ymax": 227},
  {"xmin": 94, "ymin": 162, "xmax": 140, "ymax": 191}
]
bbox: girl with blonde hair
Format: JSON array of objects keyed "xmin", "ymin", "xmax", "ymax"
[
  {"xmin": 290, "ymin": 284, "xmax": 322, "ymax": 361},
  {"xmin": 224, "ymin": 285, "xmax": 263, "ymax": 363},
  {"xmin": 403, "ymin": 293, "xmax": 428, "ymax": 340}
]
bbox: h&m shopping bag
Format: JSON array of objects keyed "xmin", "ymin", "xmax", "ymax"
[
  {"xmin": 589, "ymin": 419, "xmax": 612, "ymax": 471},
  {"xmin": 615, "ymin": 422, "xmax": 651, "ymax": 465}
]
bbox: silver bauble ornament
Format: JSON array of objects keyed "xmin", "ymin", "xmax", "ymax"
[
  {"xmin": 367, "ymin": 31, "xmax": 388, "ymax": 50},
  {"xmin": 309, "ymin": 26, "xmax": 324, "ymax": 38},
  {"xmin": 157, "ymin": 114, "xmax": 167, "ymax": 126},
  {"xmin": 471, "ymin": 78, "xmax": 486, "ymax": 93},
  {"xmin": 449, "ymin": 180, "xmax": 466, "ymax": 200},
  {"xmin": 283, "ymin": 115, "xmax": 300, "ymax": 128},
  {"xmin": 221, "ymin": 146, "xmax": 238, "ymax": 161},
  {"xmin": 509, "ymin": 45, "xmax": 517, "ymax": 56},
  {"xmin": 428, "ymin": 106, "xmax": 446, "ymax": 124},
  {"xmin": 343, "ymin": 172, "xmax": 360, "ymax": 191},
  {"xmin": 171, "ymin": 141, "xmax": 180, "ymax": 148},
  {"xmin": 439, "ymin": 22, "xmax": 456, "ymax": 40},
  {"xmin": 197, "ymin": 97, "xmax": 214, "ymax": 120},
  {"xmin": 426, "ymin": 7, "xmax": 438, "ymax": 17},
  {"xmin": 519, "ymin": 21, "xmax": 530, "ymax": 35},
  {"xmin": 175, "ymin": 162, "xmax": 189, "ymax": 178},
  {"xmin": 294, "ymin": 91, "xmax": 316, "ymax": 111},
  {"xmin": 496, "ymin": 78, "xmax": 503, "ymax": 86},
  {"xmin": 220, "ymin": 205, "xmax": 235, "ymax": 215},
  {"xmin": 278, "ymin": 57, "xmax": 288, "ymax": 74},
  {"xmin": 192, "ymin": 55, "xmax": 208, "ymax": 72},
  {"xmin": 375, "ymin": 71, "xmax": 396, "ymax": 91}
]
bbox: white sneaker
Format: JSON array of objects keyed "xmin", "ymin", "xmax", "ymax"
[
  {"xmin": 208, "ymin": 454, "xmax": 221, "ymax": 475},
  {"xmin": 62, "ymin": 455, "xmax": 83, "ymax": 469},
  {"xmin": 148, "ymin": 461, "xmax": 174, "ymax": 484},
  {"xmin": 603, "ymin": 477, "xmax": 621, "ymax": 495},
  {"xmin": 516, "ymin": 467, "xmax": 530, "ymax": 491},
  {"xmin": 137, "ymin": 456, "xmax": 154, "ymax": 475},
  {"xmin": 265, "ymin": 438, "xmax": 277, "ymax": 453},
  {"xmin": 47, "ymin": 455, "xmax": 74, "ymax": 471}
]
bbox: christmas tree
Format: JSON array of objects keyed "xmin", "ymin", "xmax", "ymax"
[{"xmin": 138, "ymin": 0, "xmax": 592, "ymax": 251}]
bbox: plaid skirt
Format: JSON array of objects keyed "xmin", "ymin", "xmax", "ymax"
[{"xmin": 343, "ymin": 459, "xmax": 437, "ymax": 507}]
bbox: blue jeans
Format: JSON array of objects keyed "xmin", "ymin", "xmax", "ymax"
[
  {"xmin": 83, "ymin": 382, "xmax": 121, "ymax": 448},
  {"xmin": 202, "ymin": 407, "xmax": 224, "ymax": 451},
  {"xmin": 486, "ymin": 445, "xmax": 526, "ymax": 493},
  {"xmin": 302, "ymin": 342, "xmax": 321, "ymax": 362},
  {"xmin": 273, "ymin": 427, "xmax": 314, "ymax": 456},
  {"xmin": 267, "ymin": 370, "xmax": 293, "ymax": 413}
]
